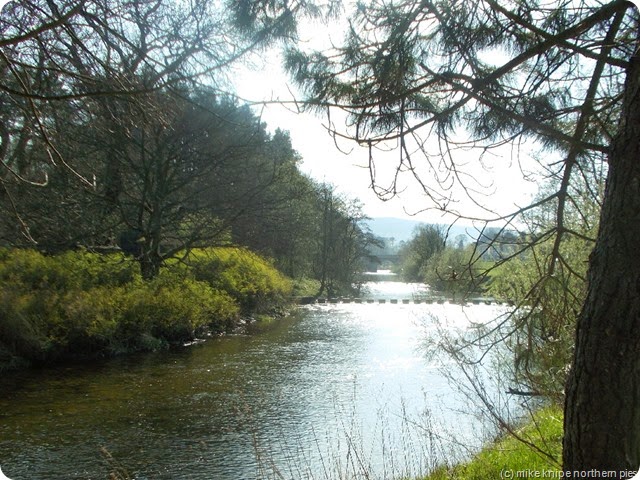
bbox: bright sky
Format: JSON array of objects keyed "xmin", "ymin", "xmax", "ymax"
[
  {"xmin": 230, "ymin": 13, "xmax": 541, "ymax": 225},
  {"xmin": 233, "ymin": 44, "xmax": 540, "ymax": 225}
]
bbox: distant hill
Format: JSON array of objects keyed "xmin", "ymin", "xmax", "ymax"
[{"xmin": 365, "ymin": 217, "xmax": 476, "ymax": 244}]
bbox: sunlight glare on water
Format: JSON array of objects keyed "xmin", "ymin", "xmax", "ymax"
[{"xmin": 0, "ymin": 282, "xmax": 507, "ymax": 480}]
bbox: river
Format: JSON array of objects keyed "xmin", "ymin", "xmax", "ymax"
[{"xmin": 0, "ymin": 281, "xmax": 507, "ymax": 480}]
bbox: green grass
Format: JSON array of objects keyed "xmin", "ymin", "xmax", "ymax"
[{"xmin": 423, "ymin": 405, "xmax": 563, "ymax": 480}]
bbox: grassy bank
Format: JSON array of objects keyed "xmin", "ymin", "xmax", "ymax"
[
  {"xmin": 423, "ymin": 405, "xmax": 563, "ymax": 480},
  {"xmin": 0, "ymin": 247, "xmax": 292, "ymax": 370}
]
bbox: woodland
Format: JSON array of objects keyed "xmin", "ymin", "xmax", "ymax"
[{"xmin": 1, "ymin": 0, "xmax": 639, "ymax": 473}]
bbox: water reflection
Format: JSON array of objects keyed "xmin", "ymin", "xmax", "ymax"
[{"xmin": 0, "ymin": 283, "xmax": 504, "ymax": 480}]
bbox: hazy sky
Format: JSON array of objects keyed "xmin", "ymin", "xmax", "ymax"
[{"xmin": 232, "ymin": 32, "xmax": 540, "ymax": 224}]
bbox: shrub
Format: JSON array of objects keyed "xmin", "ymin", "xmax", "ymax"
[
  {"xmin": 59, "ymin": 286, "xmax": 126, "ymax": 355},
  {"xmin": 290, "ymin": 276, "xmax": 321, "ymax": 297},
  {"xmin": 0, "ymin": 287, "xmax": 56, "ymax": 362},
  {"xmin": 55, "ymin": 250, "xmax": 139, "ymax": 288},
  {"xmin": 0, "ymin": 246, "xmax": 288, "ymax": 368},
  {"xmin": 141, "ymin": 275, "xmax": 240, "ymax": 341},
  {"xmin": 58, "ymin": 279, "xmax": 240, "ymax": 354},
  {"xmin": 0, "ymin": 248, "xmax": 138, "ymax": 292},
  {"xmin": 187, "ymin": 247, "xmax": 292, "ymax": 313}
]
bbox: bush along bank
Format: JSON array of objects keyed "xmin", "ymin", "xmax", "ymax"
[{"xmin": 0, "ymin": 247, "xmax": 292, "ymax": 370}]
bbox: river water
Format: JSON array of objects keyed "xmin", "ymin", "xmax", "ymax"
[{"xmin": 0, "ymin": 281, "xmax": 506, "ymax": 480}]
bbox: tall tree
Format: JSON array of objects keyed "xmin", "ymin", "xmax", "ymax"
[
  {"xmin": 229, "ymin": 129, "xmax": 320, "ymax": 277},
  {"xmin": 252, "ymin": 0, "xmax": 639, "ymax": 470},
  {"xmin": 101, "ymin": 91, "xmax": 252, "ymax": 279},
  {"xmin": 313, "ymin": 183, "xmax": 375, "ymax": 297},
  {"xmin": 0, "ymin": 0, "xmax": 313, "ymax": 243},
  {"xmin": 397, "ymin": 223, "xmax": 446, "ymax": 282}
]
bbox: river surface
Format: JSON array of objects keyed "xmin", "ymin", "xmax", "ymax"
[{"xmin": 0, "ymin": 282, "xmax": 506, "ymax": 480}]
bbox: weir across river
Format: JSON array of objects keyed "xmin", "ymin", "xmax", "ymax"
[{"xmin": 296, "ymin": 296, "xmax": 511, "ymax": 306}]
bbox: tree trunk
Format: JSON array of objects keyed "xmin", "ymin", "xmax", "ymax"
[
  {"xmin": 563, "ymin": 44, "xmax": 640, "ymax": 470},
  {"xmin": 139, "ymin": 247, "xmax": 162, "ymax": 281}
]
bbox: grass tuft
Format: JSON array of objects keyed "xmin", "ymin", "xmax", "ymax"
[{"xmin": 422, "ymin": 405, "xmax": 563, "ymax": 480}]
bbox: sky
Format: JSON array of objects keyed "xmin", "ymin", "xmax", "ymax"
[{"xmin": 231, "ymin": 31, "xmax": 540, "ymax": 225}]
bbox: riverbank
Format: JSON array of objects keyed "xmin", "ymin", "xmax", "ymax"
[
  {"xmin": 0, "ymin": 247, "xmax": 292, "ymax": 371},
  {"xmin": 421, "ymin": 405, "xmax": 563, "ymax": 480}
]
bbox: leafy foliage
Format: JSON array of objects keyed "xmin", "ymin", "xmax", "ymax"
[
  {"xmin": 396, "ymin": 224, "xmax": 447, "ymax": 282},
  {"xmin": 0, "ymin": 248, "xmax": 291, "ymax": 368},
  {"xmin": 186, "ymin": 247, "xmax": 293, "ymax": 313}
]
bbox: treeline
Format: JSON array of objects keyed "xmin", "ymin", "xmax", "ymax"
[
  {"xmin": 395, "ymin": 223, "xmax": 544, "ymax": 296},
  {"xmin": 395, "ymin": 182, "xmax": 597, "ymax": 401},
  {"xmin": 394, "ymin": 224, "xmax": 490, "ymax": 296},
  {"xmin": 1, "ymin": 88, "xmax": 376, "ymax": 294}
]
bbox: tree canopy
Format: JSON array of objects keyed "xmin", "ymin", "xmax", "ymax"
[{"xmin": 0, "ymin": 0, "xmax": 374, "ymax": 293}]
